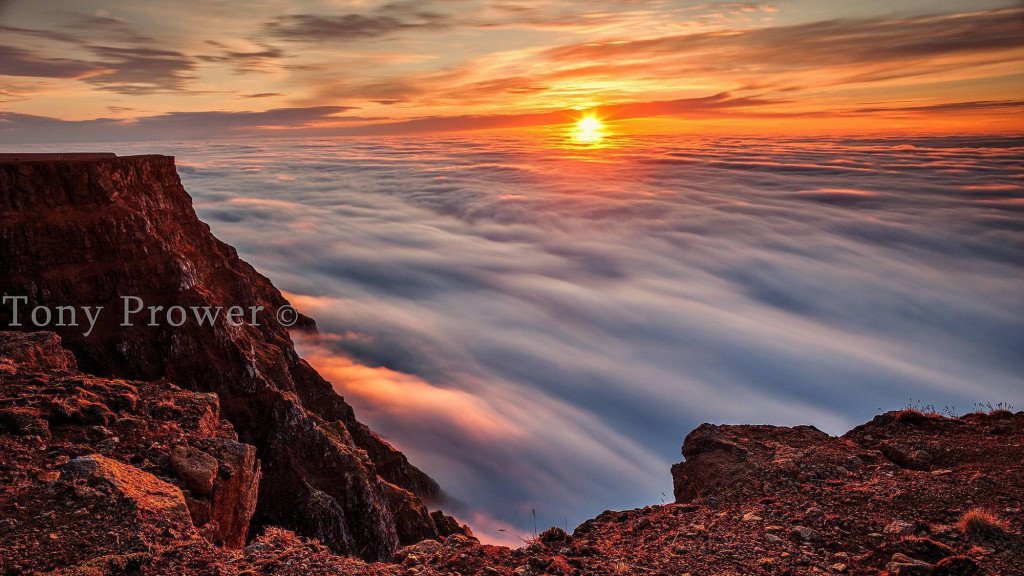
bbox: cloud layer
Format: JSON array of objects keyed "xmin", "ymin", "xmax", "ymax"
[{"xmin": 18, "ymin": 133, "xmax": 1024, "ymax": 543}]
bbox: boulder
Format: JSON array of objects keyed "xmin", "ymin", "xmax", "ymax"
[
  {"xmin": 934, "ymin": 556, "xmax": 983, "ymax": 576},
  {"xmin": 63, "ymin": 454, "xmax": 195, "ymax": 532},
  {"xmin": 0, "ymin": 407, "xmax": 50, "ymax": 438},
  {"xmin": 0, "ymin": 332, "xmax": 78, "ymax": 372},
  {"xmin": 170, "ymin": 444, "xmax": 219, "ymax": 496},
  {"xmin": 200, "ymin": 437, "xmax": 261, "ymax": 548}
]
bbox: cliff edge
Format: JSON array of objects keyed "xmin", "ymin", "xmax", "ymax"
[{"xmin": 0, "ymin": 154, "xmax": 462, "ymax": 561}]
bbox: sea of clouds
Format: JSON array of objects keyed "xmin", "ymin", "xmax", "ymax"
[{"xmin": 25, "ymin": 132, "xmax": 1024, "ymax": 543}]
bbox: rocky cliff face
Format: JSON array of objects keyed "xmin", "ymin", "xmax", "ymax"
[
  {"xmin": 0, "ymin": 155, "xmax": 459, "ymax": 560},
  {"xmin": 0, "ymin": 330, "xmax": 256, "ymax": 569}
]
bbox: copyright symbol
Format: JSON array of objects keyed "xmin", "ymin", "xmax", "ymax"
[{"xmin": 276, "ymin": 305, "xmax": 299, "ymax": 327}]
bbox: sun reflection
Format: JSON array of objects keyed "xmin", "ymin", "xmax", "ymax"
[{"xmin": 571, "ymin": 113, "xmax": 605, "ymax": 144}]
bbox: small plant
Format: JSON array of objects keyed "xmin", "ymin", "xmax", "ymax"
[
  {"xmin": 894, "ymin": 399, "xmax": 946, "ymax": 419},
  {"xmin": 959, "ymin": 508, "xmax": 1011, "ymax": 542},
  {"xmin": 497, "ymin": 528, "xmax": 534, "ymax": 545},
  {"xmin": 971, "ymin": 402, "xmax": 1015, "ymax": 416}
]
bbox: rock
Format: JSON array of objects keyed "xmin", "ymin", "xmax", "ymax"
[
  {"xmin": 382, "ymin": 480, "xmax": 442, "ymax": 546},
  {"xmin": 793, "ymin": 526, "xmax": 823, "ymax": 542},
  {"xmin": 933, "ymin": 556, "xmax": 983, "ymax": 576},
  {"xmin": 63, "ymin": 454, "xmax": 195, "ymax": 531},
  {"xmin": 879, "ymin": 442, "xmax": 933, "ymax": 471},
  {"xmin": 198, "ymin": 438, "xmax": 261, "ymax": 548},
  {"xmin": 539, "ymin": 527, "xmax": 570, "ymax": 545},
  {"xmin": 430, "ymin": 509, "xmax": 469, "ymax": 538},
  {"xmin": 887, "ymin": 553, "xmax": 934, "ymax": 575},
  {"xmin": 672, "ymin": 423, "xmax": 829, "ymax": 503},
  {"xmin": 894, "ymin": 537, "xmax": 955, "ymax": 563},
  {"xmin": 0, "ymin": 407, "xmax": 50, "ymax": 438},
  {"xmin": 170, "ymin": 445, "xmax": 219, "ymax": 496},
  {"xmin": 394, "ymin": 538, "xmax": 443, "ymax": 564},
  {"xmin": 885, "ymin": 520, "xmax": 916, "ymax": 535},
  {"xmin": 96, "ymin": 436, "xmax": 120, "ymax": 451},
  {"xmin": 0, "ymin": 332, "xmax": 78, "ymax": 372},
  {"xmin": 887, "ymin": 563, "xmax": 935, "ymax": 576}
]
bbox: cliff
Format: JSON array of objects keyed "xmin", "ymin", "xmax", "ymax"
[{"xmin": 0, "ymin": 154, "xmax": 459, "ymax": 561}]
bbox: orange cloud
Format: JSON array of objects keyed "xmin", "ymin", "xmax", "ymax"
[{"xmin": 293, "ymin": 333, "xmax": 528, "ymax": 443}]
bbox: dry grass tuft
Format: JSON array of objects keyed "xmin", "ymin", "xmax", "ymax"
[{"xmin": 959, "ymin": 508, "xmax": 1011, "ymax": 542}]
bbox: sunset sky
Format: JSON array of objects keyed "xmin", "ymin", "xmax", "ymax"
[{"xmin": 2, "ymin": 0, "xmax": 1023, "ymax": 142}]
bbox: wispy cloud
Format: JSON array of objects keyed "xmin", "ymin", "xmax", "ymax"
[
  {"xmin": 83, "ymin": 44, "xmax": 197, "ymax": 94},
  {"xmin": 265, "ymin": 1, "xmax": 450, "ymax": 42},
  {"xmin": 0, "ymin": 44, "xmax": 100, "ymax": 78},
  {"xmin": 0, "ymin": 106, "xmax": 360, "ymax": 142}
]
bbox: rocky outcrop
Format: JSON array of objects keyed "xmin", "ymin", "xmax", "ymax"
[
  {"xmin": 169, "ymin": 439, "xmax": 261, "ymax": 548},
  {"xmin": 64, "ymin": 454, "xmax": 195, "ymax": 530},
  {"xmin": 0, "ymin": 331, "xmax": 248, "ymax": 570},
  {"xmin": 0, "ymin": 331, "xmax": 78, "ymax": 372},
  {"xmin": 0, "ymin": 154, "xmax": 460, "ymax": 560},
  {"xmin": 671, "ymin": 422, "xmax": 843, "ymax": 503},
  {"xmin": 198, "ymin": 437, "xmax": 261, "ymax": 548},
  {"xmin": 349, "ymin": 422, "xmax": 444, "ymax": 503}
]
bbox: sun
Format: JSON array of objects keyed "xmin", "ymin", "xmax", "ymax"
[{"xmin": 572, "ymin": 114, "xmax": 605, "ymax": 144}]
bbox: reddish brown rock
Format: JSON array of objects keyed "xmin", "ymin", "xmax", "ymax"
[
  {"xmin": 170, "ymin": 444, "xmax": 219, "ymax": 496},
  {"xmin": 199, "ymin": 437, "xmax": 261, "ymax": 548},
  {"xmin": 0, "ymin": 331, "xmax": 78, "ymax": 372},
  {"xmin": 671, "ymin": 422, "xmax": 837, "ymax": 503},
  {"xmin": 2, "ymin": 338, "xmax": 1021, "ymax": 576},
  {"xmin": 64, "ymin": 454, "xmax": 195, "ymax": 528},
  {"xmin": 933, "ymin": 556, "xmax": 983, "ymax": 576},
  {"xmin": 0, "ymin": 406, "xmax": 50, "ymax": 438},
  {"xmin": 0, "ymin": 330, "xmax": 259, "ymax": 568},
  {"xmin": 0, "ymin": 450, "xmax": 201, "ymax": 572}
]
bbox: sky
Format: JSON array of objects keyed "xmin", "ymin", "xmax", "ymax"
[{"xmin": 2, "ymin": 0, "xmax": 1023, "ymax": 142}]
